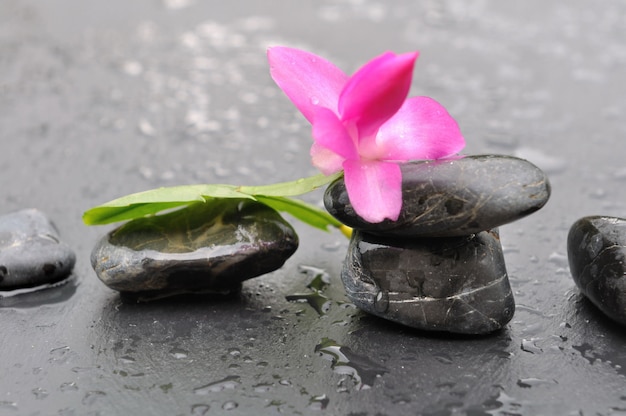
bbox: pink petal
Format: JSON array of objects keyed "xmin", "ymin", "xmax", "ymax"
[
  {"xmin": 343, "ymin": 159, "xmax": 402, "ymax": 223},
  {"xmin": 311, "ymin": 107, "xmax": 358, "ymax": 160},
  {"xmin": 310, "ymin": 143, "xmax": 345, "ymax": 175},
  {"xmin": 338, "ymin": 51, "xmax": 418, "ymax": 138},
  {"xmin": 268, "ymin": 47, "xmax": 348, "ymax": 123},
  {"xmin": 365, "ymin": 96, "xmax": 465, "ymax": 161}
]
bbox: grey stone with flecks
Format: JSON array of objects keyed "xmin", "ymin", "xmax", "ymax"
[
  {"xmin": 568, "ymin": 216, "xmax": 626, "ymax": 326},
  {"xmin": 342, "ymin": 229, "xmax": 515, "ymax": 334},
  {"xmin": 91, "ymin": 199, "xmax": 298, "ymax": 299},
  {"xmin": 324, "ymin": 154, "xmax": 550, "ymax": 238},
  {"xmin": 0, "ymin": 209, "xmax": 76, "ymax": 289}
]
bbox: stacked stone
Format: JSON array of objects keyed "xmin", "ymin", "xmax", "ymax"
[{"xmin": 324, "ymin": 155, "xmax": 551, "ymax": 335}]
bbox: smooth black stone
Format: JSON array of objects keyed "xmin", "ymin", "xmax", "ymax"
[
  {"xmin": 324, "ymin": 155, "xmax": 550, "ymax": 238},
  {"xmin": 0, "ymin": 209, "xmax": 76, "ymax": 289},
  {"xmin": 568, "ymin": 216, "xmax": 626, "ymax": 325},
  {"xmin": 91, "ymin": 199, "xmax": 298, "ymax": 296},
  {"xmin": 341, "ymin": 229, "xmax": 515, "ymax": 334}
]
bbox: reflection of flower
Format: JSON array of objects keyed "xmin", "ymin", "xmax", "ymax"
[{"xmin": 268, "ymin": 46, "xmax": 465, "ymax": 223}]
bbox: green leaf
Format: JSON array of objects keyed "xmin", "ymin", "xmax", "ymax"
[
  {"xmin": 82, "ymin": 173, "xmax": 344, "ymax": 228},
  {"xmin": 255, "ymin": 195, "xmax": 342, "ymax": 232},
  {"xmin": 238, "ymin": 172, "xmax": 342, "ymax": 196},
  {"xmin": 83, "ymin": 201, "xmax": 192, "ymax": 225},
  {"xmin": 82, "ymin": 184, "xmax": 254, "ymax": 226}
]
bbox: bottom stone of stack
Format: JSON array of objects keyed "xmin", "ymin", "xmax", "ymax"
[{"xmin": 342, "ymin": 229, "xmax": 515, "ymax": 335}]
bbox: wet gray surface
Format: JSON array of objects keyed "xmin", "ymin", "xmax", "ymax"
[{"xmin": 1, "ymin": 0, "xmax": 626, "ymax": 414}]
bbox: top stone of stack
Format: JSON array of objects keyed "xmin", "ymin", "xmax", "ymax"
[{"xmin": 324, "ymin": 155, "xmax": 551, "ymax": 238}]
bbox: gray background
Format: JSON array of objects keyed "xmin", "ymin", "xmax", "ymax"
[{"xmin": 1, "ymin": 0, "xmax": 625, "ymax": 415}]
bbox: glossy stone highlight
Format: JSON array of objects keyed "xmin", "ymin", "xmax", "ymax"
[
  {"xmin": 91, "ymin": 199, "xmax": 298, "ymax": 297},
  {"xmin": 0, "ymin": 209, "xmax": 76, "ymax": 289},
  {"xmin": 568, "ymin": 216, "xmax": 626, "ymax": 325},
  {"xmin": 342, "ymin": 229, "xmax": 514, "ymax": 334},
  {"xmin": 324, "ymin": 155, "xmax": 550, "ymax": 237}
]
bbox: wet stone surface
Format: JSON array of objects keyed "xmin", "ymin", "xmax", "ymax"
[
  {"xmin": 342, "ymin": 229, "xmax": 515, "ymax": 334},
  {"xmin": 568, "ymin": 216, "xmax": 626, "ymax": 326},
  {"xmin": 91, "ymin": 200, "xmax": 298, "ymax": 298},
  {"xmin": 324, "ymin": 155, "xmax": 551, "ymax": 238},
  {"xmin": 0, "ymin": 209, "xmax": 76, "ymax": 290}
]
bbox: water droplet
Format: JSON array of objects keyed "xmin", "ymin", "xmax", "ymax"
[
  {"xmin": 119, "ymin": 355, "xmax": 136, "ymax": 364},
  {"xmin": 482, "ymin": 391, "xmax": 525, "ymax": 415},
  {"xmin": 310, "ymin": 96, "xmax": 320, "ymax": 105},
  {"xmin": 517, "ymin": 377, "xmax": 557, "ymax": 388},
  {"xmin": 169, "ymin": 348, "xmax": 189, "ymax": 359},
  {"xmin": 228, "ymin": 348, "xmax": 241, "ymax": 357},
  {"xmin": 253, "ymin": 383, "xmax": 273, "ymax": 393},
  {"xmin": 0, "ymin": 401, "xmax": 17, "ymax": 411},
  {"xmin": 286, "ymin": 266, "xmax": 332, "ymax": 315},
  {"xmin": 50, "ymin": 346, "xmax": 70, "ymax": 357},
  {"xmin": 374, "ymin": 290, "xmax": 389, "ymax": 313},
  {"xmin": 308, "ymin": 394, "xmax": 329, "ymax": 410},
  {"xmin": 82, "ymin": 391, "xmax": 106, "ymax": 406},
  {"xmin": 433, "ymin": 352, "xmax": 454, "ymax": 365},
  {"xmin": 60, "ymin": 382, "xmax": 79, "ymax": 392},
  {"xmin": 194, "ymin": 375, "xmax": 240, "ymax": 395},
  {"xmin": 222, "ymin": 401, "xmax": 238, "ymax": 411},
  {"xmin": 314, "ymin": 338, "xmax": 387, "ymax": 391},
  {"xmin": 321, "ymin": 240, "xmax": 342, "ymax": 252},
  {"xmin": 521, "ymin": 338, "xmax": 543, "ymax": 354},
  {"xmin": 191, "ymin": 404, "xmax": 210, "ymax": 415},
  {"xmin": 32, "ymin": 387, "xmax": 49, "ymax": 399}
]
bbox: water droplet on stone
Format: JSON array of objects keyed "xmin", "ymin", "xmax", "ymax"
[
  {"xmin": 191, "ymin": 404, "xmax": 210, "ymax": 415},
  {"xmin": 253, "ymin": 383, "xmax": 273, "ymax": 393},
  {"xmin": 169, "ymin": 348, "xmax": 189, "ymax": 359},
  {"xmin": 521, "ymin": 338, "xmax": 543, "ymax": 354},
  {"xmin": 194, "ymin": 375, "xmax": 240, "ymax": 395},
  {"xmin": 374, "ymin": 290, "xmax": 389, "ymax": 313},
  {"xmin": 32, "ymin": 387, "xmax": 49, "ymax": 399},
  {"xmin": 222, "ymin": 400, "xmax": 238, "ymax": 410},
  {"xmin": 60, "ymin": 382, "xmax": 79, "ymax": 392},
  {"xmin": 308, "ymin": 394, "xmax": 329, "ymax": 410},
  {"xmin": 82, "ymin": 391, "xmax": 106, "ymax": 406},
  {"xmin": 517, "ymin": 377, "xmax": 557, "ymax": 388}
]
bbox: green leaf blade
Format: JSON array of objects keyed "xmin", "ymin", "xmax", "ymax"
[
  {"xmin": 255, "ymin": 195, "xmax": 341, "ymax": 232},
  {"xmin": 238, "ymin": 172, "xmax": 342, "ymax": 197}
]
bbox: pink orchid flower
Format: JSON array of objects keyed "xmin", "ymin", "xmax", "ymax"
[{"xmin": 268, "ymin": 46, "xmax": 465, "ymax": 223}]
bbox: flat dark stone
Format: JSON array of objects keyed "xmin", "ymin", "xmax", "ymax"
[
  {"xmin": 341, "ymin": 229, "xmax": 515, "ymax": 334},
  {"xmin": 324, "ymin": 155, "xmax": 551, "ymax": 237},
  {"xmin": 568, "ymin": 216, "xmax": 626, "ymax": 325},
  {"xmin": 0, "ymin": 209, "xmax": 76, "ymax": 289},
  {"xmin": 91, "ymin": 199, "xmax": 298, "ymax": 297}
]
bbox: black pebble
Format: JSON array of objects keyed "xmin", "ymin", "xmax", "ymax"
[
  {"xmin": 0, "ymin": 209, "xmax": 75, "ymax": 289},
  {"xmin": 568, "ymin": 216, "xmax": 626, "ymax": 325},
  {"xmin": 341, "ymin": 229, "xmax": 515, "ymax": 334},
  {"xmin": 324, "ymin": 154, "xmax": 550, "ymax": 237}
]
